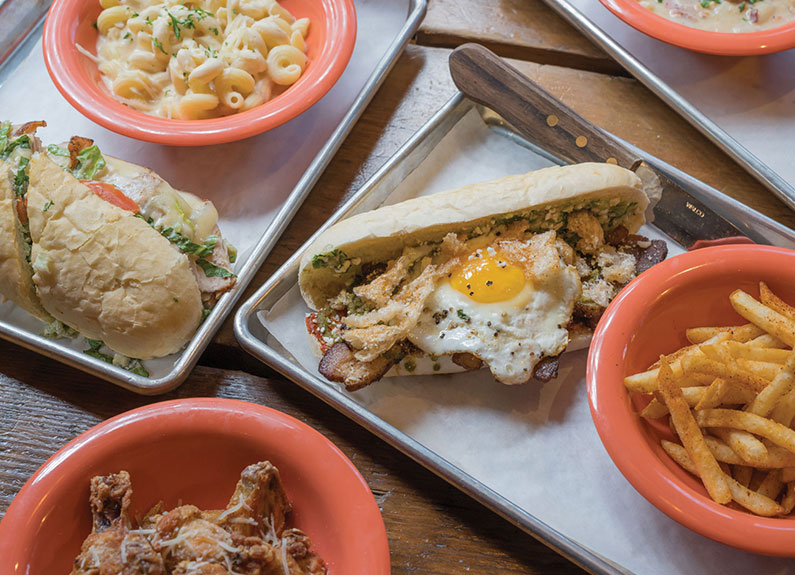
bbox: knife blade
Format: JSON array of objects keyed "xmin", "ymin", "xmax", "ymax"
[{"xmin": 448, "ymin": 43, "xmax": 754, "ymax": 250}]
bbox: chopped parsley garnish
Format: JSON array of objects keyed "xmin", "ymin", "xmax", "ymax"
[
  {"xmin": 124, "ymin": 32, "xmax": 132, "ymax": 39},
  {"xmin": 700, "ymin": 0, "xmax": 720, "ymax": 7},
  {"xmin": 91, "ymin": 20, "xmax": 98, "ymax": 29},
  {"xmin": 196, "ymin": 258, "xmax": 236, "ymax": 278},
  {"xmin": 43, "ymin": 201, "xmax": 54, "ymax": 212},
  {"xmin": 152, "ymin": 37, "xmax": 167, "ymax": 55},
  {"xmin": 71, "ymin": 145, "xmax": 106, "ymax": 179},
  {"xmin": 201, "ymin": 306, "xmax": 212, "ymax": 321},
  {"xmin": 311, "ymin": 249, "xmax": 349, "ymax": 270},
  {"xmin": 457, "ymin": 309, "xmax": 470, "ymax": 322},
  {"xmin": 210, "ymin": 27, "xmax": 219, "ymax": 35},
  {"xmin": 167, "ymin": 11, "xmax": 182, "ymax": 39}
]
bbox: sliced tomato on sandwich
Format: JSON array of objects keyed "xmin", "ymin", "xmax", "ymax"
[{"xmin": 80, "ymin": 180, "xmax": 139, "ymax": 213}]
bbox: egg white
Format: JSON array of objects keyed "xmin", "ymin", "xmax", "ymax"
[{"xmin": 406, "ymin": 265, "xmax": 581, "ymax": 385}]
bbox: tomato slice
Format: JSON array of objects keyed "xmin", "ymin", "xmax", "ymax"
[{"xmin": 80, "ymin": 180, "xmax": 140, "ymax": 213}]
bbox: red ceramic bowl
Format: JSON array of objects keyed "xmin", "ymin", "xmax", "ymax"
[
  {"xmin": 600, "ymin": 0, "xmax": 795, "ymax": 55},
  {"xmin": 587, "ymin": 244, "xmax": 795, "ymax": 556},
  {"xmin": 43, "ymin": 0, "xmax": 356, "ymax": 145},
  {"xmin": 0, "ymin": 398, "xmax": 389, "ymax": 574}
]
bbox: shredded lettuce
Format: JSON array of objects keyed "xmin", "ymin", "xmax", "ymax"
[
  {"xmin": 196, "ymin": 258, "xmax": 236, "ymax": 278},
  {"xmin": 226, "ymin": 242, "xmax": 237, "ymax": 264},
  {"xmin": 1, "ymin": 135, "xmax": 31, "ymax": 160},
  {"xmin": 13, "ymin": 157, "xmax": 29, "ymax": 197},
  {"xmin": 0, "ymin": 122, "xmax": 10, "ymax": 152},
  {"xmin": 160, "ymin": 227, "xmax": 217, "ymax": 258},
  {"xmin": 42, "ymin": 320, "xmax": 78, "ymax": 339},
  {"xmin": 83, "ymin": 339, "xmax": 149, "ymax": 377},
  {"xmin": 46, "ymin": 144, "xmax": 69, "ymax": 157},
  {"xmin": 71, "ymin": 145, "xmax": 106, "ymax": 179}
]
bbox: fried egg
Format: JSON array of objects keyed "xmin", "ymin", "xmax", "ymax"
[{"xmin": 407, "ymin": 246, "xmax": 581, "ymax": 384}]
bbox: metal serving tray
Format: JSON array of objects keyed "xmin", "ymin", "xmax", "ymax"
[
  {"xmin": 234, "ymin": 93, "xmax": 795, "ymax": 575},
  {"xmin": 0, "ymin": 0, "xmax": 426, "ymax": 394},
  {"xmin": 539, "ymin": 0, "xmax": 795, "ymax": 212}
]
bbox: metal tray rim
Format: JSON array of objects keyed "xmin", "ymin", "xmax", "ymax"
[
  {"xmin": 234, "ymin": 91, "xmax": 795, "ymax": 575},
  {"xmin": 0, "ymin": 0, "xmax": 427, "ymax": 394}
]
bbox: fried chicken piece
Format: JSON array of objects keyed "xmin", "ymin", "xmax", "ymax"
[
  {"xmin": 150, "ymin": 505, "xmax": 241, "ymax": 573},
  {"xmin": 215, "ymin": 462, "xmax": 292, "ymax": 538},
  {"xmin": 71, "ymin": 471, "xmax": 165, "ymax": 575}
]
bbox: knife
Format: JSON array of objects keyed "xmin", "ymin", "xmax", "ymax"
[{"xmin": 448, "ymin": 43, "xmax": 755, "ymax": 250}]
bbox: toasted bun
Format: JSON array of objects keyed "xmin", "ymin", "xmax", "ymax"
[
  {"xmin": 0, "ymin": 162, "xmax": 51, "ymax": 320},
  {"xmin": 26, "ymin": 153, "xmax": 203, "ymax": 359},
  {"xmin": 299, "ymin": 163, "xmax": 648, "ymax": 309}
]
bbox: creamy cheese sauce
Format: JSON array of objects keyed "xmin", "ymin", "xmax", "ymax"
[{"xmin": 638, "ymin": 0, "xmax": 795, "ymax": 32}]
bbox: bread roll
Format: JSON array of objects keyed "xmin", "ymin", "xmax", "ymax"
[{"xmin": 26, "ymin": 153, "xmax": 203, "ymax": 359}]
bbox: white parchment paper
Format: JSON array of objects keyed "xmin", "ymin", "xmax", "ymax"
[
  {"xmin": 259, "ymin": 109, "xmax": 795, "ymax": 575},
  {"xmin": 567, "ymin": 0, "xmax": 795, "ymax": 189},
  {"xmin": 0, "ymin": 0, "xmax": 409, "ymax": 378}
]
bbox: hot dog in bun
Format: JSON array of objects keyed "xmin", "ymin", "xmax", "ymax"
[{"xmin": 299, "ymin": 162, "xmax": 666, "ymax": 391}]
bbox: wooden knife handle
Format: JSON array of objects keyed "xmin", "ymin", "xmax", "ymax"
[{"xmin": 449, "ymin": 43, "xmax": 639, "ymax": 169}]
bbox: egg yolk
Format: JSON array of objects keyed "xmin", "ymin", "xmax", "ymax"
[{"xmin": 450, "ymin": 250, "xmax": 526, "ymax": 303}]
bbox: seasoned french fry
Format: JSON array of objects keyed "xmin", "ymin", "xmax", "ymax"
[
  {"xmin": 685, "ymin": 324, "xmax": 764, "ymax": 345},
  {"xmin": 694, "ymin": 379, "xmax": 730, "ymax": 411},
  {"xmin": 730, "ymin": 290, "xmax": 795, "ymax": 348},
  {"xmin": 737, "ymin": 359, "xmax": 783, "ymax": 381},
  {"xmin": 681, "ymin": 355, "xmax": 769, "ymax": 393},
  {"xmin": 696, "ymin": 409, "xmax": 795, "ymax": 454},
  {"xmin": 733, "ymin": 465, "xmax": 753, "ymax": 488},
  {"xmin": 747, "ymin": 333, "xmax": 788, "ymax": 349},
  {"xmin": 713, "ymin": 427, "xmax": 768, "ymax": 465},
  {"xmin": 662, "ymin": 441, "xmax": 783, "ymax": 516},
  {"xmin": 781, "ymin": 467, "xmax": 795, "ymax": 483},
  {"xmin": 641, "ymin": 385, "xmax": 744, "ymax": 418},
  {"xmin": 747, "ymin": 350, "xmax": 795, "ymax": 417},
  {"xmin": 760, "ymin": 282, "xmax": 795, "ymax": 322},
  {"xmin": 770, "ymin": 388, "xmax": 795, "ymax": 427},
  {"xmin": 754, "ymin": 469, "xmax": 784, "ymax": 499},
  {"xmin": 725, "ymin": 341, "xmax": 791, "ymax": 363},
  {"xmin": 699, "ymin": 342, "xmax": 734, "ymax": 364},
  {"xmin": 780, "ymin": 482, "xmax": 795, "ymax": 515},
  {"xmin": 640, "ymin": 398, "xmax": 668, "ymax": 419},
  {"xmin": 703, "ymin": 435, "xmax": 795, "ymax": 468},
  {"xmin": 658, "ymin": 357, "xmax": 731, "ymax": 503},
  {"xmin": 647, "ymin": 343, "xmax": 702, "ymax": 370}
]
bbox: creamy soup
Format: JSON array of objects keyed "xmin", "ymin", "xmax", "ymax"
[{"xmin": 637, "ymin": 0, "xmax": 795, "ymax": 33}]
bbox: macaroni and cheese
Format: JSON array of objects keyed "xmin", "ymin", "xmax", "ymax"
[{"xmin": 90, "ymin": 0, "xmax": 310, "ymax": 119}]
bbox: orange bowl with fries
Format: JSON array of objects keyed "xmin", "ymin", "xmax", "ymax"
[{"xmin": 587, "ymin": 244, "xmax": 795, "ymax": 556}]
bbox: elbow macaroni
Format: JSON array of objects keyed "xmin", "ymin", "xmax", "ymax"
[{"xmin": 92, "ymin": 0, "xmax": 310, "ymax": 119}]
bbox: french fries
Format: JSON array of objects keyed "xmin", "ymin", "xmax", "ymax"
[{"xmin": 625, "ymin": 282, "xmax": 795, "ymax": 517}]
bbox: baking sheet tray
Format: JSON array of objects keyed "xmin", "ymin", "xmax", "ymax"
[
  {"xmin": 0, "ymin": 0, "xmax": 426, "ymax": 394},
  {"xmin": 540, "ymin": 0, "xmax": 795, "ymax": 212},
  {"xmin": 234, "ymin": 93, "xmax": 795, "ymax": 575}
]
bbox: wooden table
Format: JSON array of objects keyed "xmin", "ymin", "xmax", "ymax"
[{"xmin": 2, "ymin": 2, "xmax": 794, "ymax": 574}]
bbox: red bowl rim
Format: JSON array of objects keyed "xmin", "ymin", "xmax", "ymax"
[
  {"xmin": 0, "ymin": 397, "xmax": 390, "ymax": 573},
  {"xmin": 587, "ymin": 244, "xmax": 795, "ymax": 556},
  {"xmin": 42, "ymin": 0, "xmax": 357, "ymax": 145},
  {"xmin": 600, "ymin": 0, "xmax": 795, "ymax": 55}
]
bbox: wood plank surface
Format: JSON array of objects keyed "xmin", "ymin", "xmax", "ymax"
[
  {"xmin": 0, "ymin": 339, "xmax": 585, "ymax": 574},
  {"xmin": 211, "ymin": 43, "xmax": 794, "ymax": 349},
  {"xmin": 417, "ymin": 0, "xmax": 622, "ymax": 74}
]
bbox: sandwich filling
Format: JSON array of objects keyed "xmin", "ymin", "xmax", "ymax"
[{"xmin": 306, "ymin": 208, "xmax": 667, "ymax": 391}]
